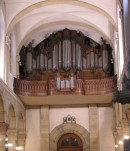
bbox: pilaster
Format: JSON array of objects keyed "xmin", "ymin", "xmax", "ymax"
[
  {"xmin": 7, "ymin": 129, "xmax": 17, "ymax": 151},
  {"xmin": 89, "ymin": 105, "xmax": 99, "ymax": 151},
  {"xmin": 0, "ymin": 122, "xmax": 8, "ymax": 151},
  {"xmin": 40, "ymin": 106, "xmax": 49, "ymax": 151},
  {"xmin": 17, "ymin": 132, "xmax": 26, "ymax": 151}
]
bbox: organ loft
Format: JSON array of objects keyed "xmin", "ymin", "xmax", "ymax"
[{"xmin": 14, "ymin": 29, "xmax": 116, "ymax": 96}]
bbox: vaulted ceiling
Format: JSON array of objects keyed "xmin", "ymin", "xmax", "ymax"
[{"xmin": 4, "ymin": 0, "xmax": 117, "ymax": 52}]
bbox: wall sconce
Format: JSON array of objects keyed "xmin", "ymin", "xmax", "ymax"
[
  {"xmin": 118, "ymin": 140, "xmax": 123, "ymax": 145},
  {"xmin": 124, "ymin": 135, "xmax": 130, "ymax": 139},
  {"xmin": 15, "ymin": 146, "xmax": 23, "ymax": 150},
  {"xmin": 5, "ymin": 136, "xmax": 13, "ymax": 150}
]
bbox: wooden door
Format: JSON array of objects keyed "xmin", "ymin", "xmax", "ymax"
[{"xmin": 58, "ymin": 133, "xmax": 83, "ymax": 151}]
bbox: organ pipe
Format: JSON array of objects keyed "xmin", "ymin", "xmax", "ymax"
[
  {"xmin": 103, "ymin": 48, "xmax": 108, "ymax": 71},
  {"xmin": 36, "ymin": 55, "xmax": 40, "ymax": 70},
  {"xmin": 72, "ymin": 41, "xmax": 76, "ymax": 68},
  {"xmin": 33, "ymin": 59, "xmax": 36, "ymax": 70},
  {"xmin": 94, "ymin": 52, "xmax": 98, "ymax": 68},
  {"xmin": 86, "ymin": 53, "xmax": 90, "ymax": 68},
  {"xmin": 59, "ymin": 41, "xmax": 62, "ymax": 68},
  {"xmin": 26, "ymin": 52, "xmax": 32, "ymax": 73},
  {"xmin": 20, "ymin": 29, "xmax": 113, "ymax": 80},
  {"xmin": 40, "ymin": 53, "xmax": 44, "ymax": 71},
  {"xmin": 90, "ymin": 51, "xmax": 94, "ymax": 68}
]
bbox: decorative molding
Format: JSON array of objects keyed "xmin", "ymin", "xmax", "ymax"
[
  {"xmin": 14, "ymin": 75, "xmax": 117, "ymax": 96},
  {"xmin": 63, "ymin": 114, "xmax": 76, "ymax": 124},
  {"xmin": 50, "ymin": 123, "xmax": 89, "ymax": 151}
]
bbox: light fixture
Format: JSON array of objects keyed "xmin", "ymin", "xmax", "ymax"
[
  {"xmin": 15, "ymin": 146, "xmax": 23, "ymax": 150},
  {"xmin": 5, "ymin": 135, "xmax": 13, "ymax": 149},
  {"xmin": 118, "ymin": 140, "xmax": 123, "ymax": 144},
  {"xmin": 5, "ymin": 137, "xmax": 8, "ymax": 142},
  {"xmin": 115, "ymin": 145, "xmax": 118, "ymax": 148},
  {"xmin": 5, "ymin": 143, "xmax": 13, "ymax": 148},
  {"xmin": 124, "ymin": 135, "xmax": 130, "ymax": 139}
]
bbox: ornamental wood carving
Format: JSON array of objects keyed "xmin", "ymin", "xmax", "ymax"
[
  {"xmin": 14, "ymin": 75, "xmax": 117, "ymax": 96},
  {"xmin": 16, "ymin": 29, "xmax": 116, "ymax": 97}
]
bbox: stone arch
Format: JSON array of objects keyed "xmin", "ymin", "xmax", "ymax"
[
  {"xmin": 50, "ymin": 123, "xmax": 90, "ymax": 151},
  {"xmin": 6, "ymin": 0, "xmax": 116, "ymax": 36},
  {"xmin": 0, "ymin": 95, "xmax": 5, "ymax": 122},
  {"xmin": 8, "ymin": 104, "xmax": 16, "ymax": 129},
  {"xmin": 17, "ymin": 20, "xmax": 113, "ymax": 54}
]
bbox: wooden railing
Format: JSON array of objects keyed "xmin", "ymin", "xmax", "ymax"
[{"xmin": 14, "ymin": 76, "xmax": 117, "ymax": 96}]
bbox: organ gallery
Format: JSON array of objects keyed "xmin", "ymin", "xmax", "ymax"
[{"xmin": 14, "ymin": 29, "xmax": 116, "ymax": 96}]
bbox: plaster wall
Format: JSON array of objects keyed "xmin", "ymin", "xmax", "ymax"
[
  {"xmin": 49, "ymin": 107, "xmax": 89, "ymax": 132},
  {"xmin": 98, "ymin": 107, "xmax": 115, "ymax": 151},
  {"xmin": 25, "ymin": 106, "xmax": 115, "ymax": 151},
  {"xmin": 25, "ymin": 109, "xmax": 41, "ymax": 151},
  {"xmin": 5, "ymin": 0, "xmax": 116, "ymax": 29}
]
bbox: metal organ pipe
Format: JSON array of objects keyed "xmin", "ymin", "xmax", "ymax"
[
  {"xmin": 103, "ymin": 48, "xmax": 108, "ymax": 71},
  {"xmin": 63, "ymin": 40, "xmax": 68, "ymax": 69},
  {"xmin": 98, "ymin": 51, "xmax": 102, "ymax": 68},
  {"xmin": 33, "ymin": 58, "xmax": 36, "ymax": 70},
  {"xmin": 76, "ymin": 44, "xmax": 81, "ymax": 70},
  {"xmin": 94, "ymin": 52, "xmax": 98, "ymax": 68},
  {"xmin": 36, "ymin": 55, "xmax": 40, "ymax": 70},
  {"xmin": 44, "ymin": 55, "xmax": 48, "ymax": 70},
  {"xmin": 53, "ymin": 46, "xmax": 56, "ymax": 70},
  {"xmin": 58, "ymin": 41, "xmax": 62, "ymax": 68},
  {"xmin": 26, "ymin": 51, "xmax": 32, "ymax": 73},
  {"xmin": 86, "ymin": 53, "xmax": 90, "ymax": 68},
  {"xmin": 72, "ymin": 41, "xmax": 76, "ymax": 68},
  {"xmin": 90, "ymin": 50, "xmax": 94, "ymax": 68},
  {"xmin": 40, "ymin": 53, "xmax": 44, "ymax": 71},
  {"xmin": 83, "ymin": 57, "xmax": 87, "ymax": 69},
  {"xmin": 67, "ymin": 40, "xmax": 71, "ymax": 68}
]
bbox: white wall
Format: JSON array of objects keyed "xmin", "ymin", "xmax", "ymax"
[
  {"xmin": 25, "ymin": 109, "xmax": 41, "ymax": 151},
  {"xmin": 25, "ymin": 107, "xmax": 115, "ymax": 151},
  {"xmin": 99, "ymin": 107, "xmax": 115, "ymax": 151},
  {"xmin": 49, "ymin": 107, "xmax": 89, "ymax": 132}
]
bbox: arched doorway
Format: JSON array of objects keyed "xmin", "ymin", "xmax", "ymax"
[
  {"xmin": 58, "ymin": 133, "xmax": 83, "ymax": 151},
  {"xmin": 50, "ymin": 123, "xmax": 89, "ymax": 151}
]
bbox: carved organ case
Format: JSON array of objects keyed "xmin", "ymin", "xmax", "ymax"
[{"xmin": 19, "ymin": 29, "xmax": 114, "ymax": 91}]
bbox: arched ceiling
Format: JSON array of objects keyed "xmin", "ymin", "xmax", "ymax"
[{"xmin": 4, "ymin": 0, "xmax": 117, "ymax": 52}]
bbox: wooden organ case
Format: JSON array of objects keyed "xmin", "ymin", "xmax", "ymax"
[{"xmin": 14, "ymin": 29, "xmax": 116, "ymax": 96}]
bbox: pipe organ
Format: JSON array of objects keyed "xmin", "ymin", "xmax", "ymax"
[{"xmin": 19, "ymin": 29, "xmax": 114, "ymax": 91}]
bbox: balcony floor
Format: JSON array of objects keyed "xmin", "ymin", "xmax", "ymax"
[{"xmin": 18, "ymin": 93, "xmax": 114, "ymax": 106}]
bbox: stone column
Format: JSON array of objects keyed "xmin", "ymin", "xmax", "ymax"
[
  {"xmin": 17, "ymin": 132, "xmax": 26, "ymax": 151},
  {"xmin": 89, "ymin": 105, "xmax": 99, "ymax": 151},
  {"xmin": 0, "ymin": 122, "xmax": 8, "ymax": 151},
  {"xmin": 5, "ymin": 36, "xmax": 11, "ymax": 85},
  {"xmin": 7, "ymin": 129, "xmax": 17, "ymax": 151},
  {"xmin": 126, "ymin": 109, "xmax": 130, "ymax": 135},
  {"xmin": 117, "ymin": 127, "xmax": 124, "ymax": 151},
  {"xmin": 40, "ymin": 106, "xmax": 49, "ymax": 151}
]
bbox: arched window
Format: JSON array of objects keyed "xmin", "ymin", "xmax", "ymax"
[{"xmin": 58, "ymin": 133, "xmax": 83, "ymax": 151}]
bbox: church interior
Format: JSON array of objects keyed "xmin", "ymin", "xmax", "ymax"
[{"xmin": 0, "ymin": 0, "xmax": 130, "ymax": 151}]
